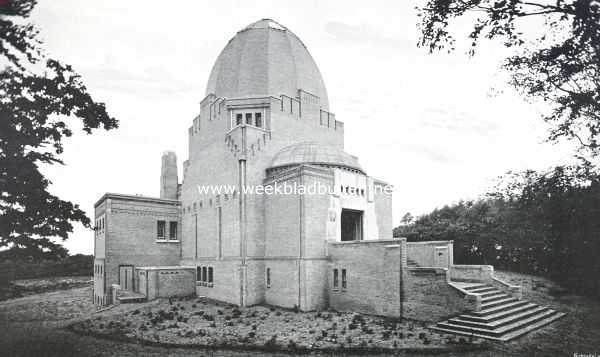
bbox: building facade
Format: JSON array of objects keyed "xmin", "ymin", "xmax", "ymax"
[{"xmin": 93, "ymin": 19, "xmax": 564, "ymax": 340}]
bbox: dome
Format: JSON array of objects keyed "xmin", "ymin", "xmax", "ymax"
[
  {"xmin": 206, "ymin": 19, "xmax": 330, "ymax": 110},
  {"xmin": 270, "ymin": 142, "xmax": 364, "ymax": 173}
]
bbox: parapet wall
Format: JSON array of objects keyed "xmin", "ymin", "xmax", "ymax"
[
  {"xmin": 328, "ymin": 239, "xmax": 403, "ymax": 317},
  {"xmin": 406, "ymin": 240, "xmax": 454, "ymax": 268}
]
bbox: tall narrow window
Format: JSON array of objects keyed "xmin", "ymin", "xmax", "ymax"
[
  {"xmin": 169, "ymin": 222, "xmax": 177, "ymax": 240},
  {"xmin": 236, "ymin": 113, "xmax": 243, "ymax": 126},
  {"xmin": 255, "ymin": 112, "xmax": 262, "ymax": 128},
  {"xmin": 333, "ymin": 269, "xmax": 339, "ymax": 289},
  {"xmin": 202, "ymin": 266, "xmax": 207, "ymax": 284},
  {"xmin": 342, "ymin": 269, "xmax": 347, "ymax": 289},
  {"xmin": 208, "ymin": 267, "xmax": 213, "ymax": 286},
  {"xmin": 157, "ymin": 220, "xmax": 166, "ymax": 239},
  {"xmin": 266, "ymin": 267, "xmax": 271, "ymax": 288},
  {"xmin": 196, "ymin": 267, "xmax": 202, "ymax": 282},
  {"xmin": 217, "ymin": 207, "xmax": 222, "ymax": 259},
  {"xmin": 245, "ymin": 113, "xmax": 252, "ymax": 125}
]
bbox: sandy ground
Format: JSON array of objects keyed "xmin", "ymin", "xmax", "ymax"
[{"xmin": 0, "ymin": 271, "xmax": 598, "ymax": 357}]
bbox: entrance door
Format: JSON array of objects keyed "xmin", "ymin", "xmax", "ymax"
[
  {"xmin": 434, "ymin": 247, "xmax": 449, "ymax": 268},
  {"xmin": 119, "ymin": 265, "xmax": 134, "ymax": 291},
  {"xmin": 340, "ymin": 209, "xmax": 363, "ymax": 241}
]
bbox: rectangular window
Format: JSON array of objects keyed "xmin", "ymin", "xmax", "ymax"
[
  {"xmin": 255, "ymin": 112, "xmax": 262, "ymax": 128},
  {"xmin": 236, "ymin": 113, "xmax": 243, "ymax": 126},
  {"xmin": 342, "ymin": 269, "xmax": 347, "ymax": 289},
  {"xmin": 266, "ymin": 267, "xmax": 271, "ymax": 288},
  {"xmin": 333, "ymin": 269, "xmax": 339, "ymax": 289},
  {"xmin": 157, "ymin": 220, "xmax": 166, "ymax": 239},
  {"xmin": 245, "ymin": 113, "xmax": 252, "ymax": 125},
  {"xmin": 208, "ymin": 267, "xmax": 213, "ymax": 286},
  {"xmin": 196, "ymin": 266, "xmax": 202, "ymax": 282},
  {"xmin": 202, "ymin": 266, "xmax": 207, "ymax": 284},
  {"xmin": 169, "ymin": 222, "xmax": 177, "ymax": 240}
]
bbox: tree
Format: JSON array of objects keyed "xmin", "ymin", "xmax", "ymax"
[
  {"xmin": 401, "ymin": 212, "xmax": 414, "ymax": 225},
  {"xmin": 0, "ymin": 0, "xmax": 118, "ymax": 258},
  {"xmin": 417, "ymin": 0, "xmax": 600, "ymax": 155}
]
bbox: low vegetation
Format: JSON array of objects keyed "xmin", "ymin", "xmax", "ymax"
[{"xmin": 71, "ymin": 297, "xmax": 485, "ymax": 352}]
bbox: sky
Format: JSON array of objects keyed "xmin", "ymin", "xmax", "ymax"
[{"xmin": 29, "ymin": 0, "xmax": 577, "ymax": 255}]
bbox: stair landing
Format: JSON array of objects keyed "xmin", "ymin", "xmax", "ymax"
[{"xmin": 431, "ymin": 282, "xmax": 565, "ymax": 341}]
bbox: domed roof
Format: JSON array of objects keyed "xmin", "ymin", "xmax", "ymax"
[
  {"xmin": 206, "ymin": 19, "xmax": 329, "ymax": 110},
  {"xmin": 270, "ymin": 142, "xmax": 364, "ymax": 173}
]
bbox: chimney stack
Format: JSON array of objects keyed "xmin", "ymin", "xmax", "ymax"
[{"xmin": 160, "ymin": 151, "xmax": 178, "ymax": 200}]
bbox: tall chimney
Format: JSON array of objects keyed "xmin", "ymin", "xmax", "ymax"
[{"xmin": 160, "ymin": 151, "xmax": 178, "ymax": 200}]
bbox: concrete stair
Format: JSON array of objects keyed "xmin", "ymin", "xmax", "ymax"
[{"xmin": 431, "ymin": 282, "xmax": 565, "ymax": 341}]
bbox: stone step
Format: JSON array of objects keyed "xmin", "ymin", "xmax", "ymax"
[
  {"xmin": 450, "ymin": 305, "xmax": 550, "ymax": 330},
  {"xmin": 481, "ymin": 292, "xmax": 509, "ymax": 303},
  {"xmin": 431, "ymin": 311, "xmax": 566, "ymax": 342},
  {"xmin": 469, "ymin": 286, "xmax": 499, "ymax": 294},
  {"xmin": 459, "ymin": 302, "xmax": 539, "ymax": 323},
  {"xmin": 117, "ymin": 292, "xmax": 146, "ymax": 304},
  {"xmin": 435, "ymin": 308, "xmax": 559, "ymax": 338},
  {"xmin": 475, "ymin": 299, "xmax": 530, "ymax": 316},
  {"xmin": 462, "ymin": 283, "xmax": 490, "ymax": 291},
  {"xmin": 480, "ymin": 296, "xmax": 518, "ymax": 310}
]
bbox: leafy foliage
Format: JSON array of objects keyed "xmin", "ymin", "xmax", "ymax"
[
  {"xmin": 0, "ymin": 0, "xmax": 118, "ymax": 255},
  {"xmin": 417, "ymin": 0, "xmax": 600, "ymax": 155},
  {"xmin": 395, "ymin": 160, "xmax": 600, "ymax": 298}
]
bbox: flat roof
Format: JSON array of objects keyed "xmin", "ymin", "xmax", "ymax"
[
  {"xmin": 135, "ymin": 266, "xmax": 196, "ymax": 270},
  {"xmin": 94, "ymin": 192, "xmax": 180, "ymax": 208}
]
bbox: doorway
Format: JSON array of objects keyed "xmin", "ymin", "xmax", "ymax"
[
  {"xmin": 119, "ymin": 265, "xmax": 134, "ymax": 291},
  {"xmin": 341, "ymin": 209, "xmax": 363, "ymax": 241}
]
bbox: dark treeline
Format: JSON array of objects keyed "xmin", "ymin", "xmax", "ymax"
[
  {"xmin": 0, "ymin": 252, "xmax": 93, "ymax": 284},
  {"xmin": 394, "ymin": 160, "xmax": 600, "ymax": 300}
]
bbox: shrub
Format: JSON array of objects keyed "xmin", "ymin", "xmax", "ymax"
[
  {"xmin": 287, "ymin": 339, "xmax": 297, "ymax": 350},
  {"xmin": 264, "ymin": 335, "xmax": 278, "ymax": 349},
  {"xmin": 361, "ymin": 325, "xmax": 373, "ymax": 334}
]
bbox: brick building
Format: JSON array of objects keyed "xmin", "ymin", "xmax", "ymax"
[{"xmin": 93, "ymin": 19, "xmax": 564, "ymax": 340}]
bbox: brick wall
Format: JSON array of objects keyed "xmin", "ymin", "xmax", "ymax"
[
  {"xmin": 406, "ymin": 241, "xmax": 454, "ymax": 268},
  {"xmin": 373, "ymin": 181, "xmax": 393, "ymax": 239},
  {"xmin": 135, "ymin": 267, "xmax": 195, "ymax": 300},
  {"xmin": 402, "ymin": 268, "xmax": 470, "ymax": 322},
  {"xmin": 328, "ymin": 240, "xmax": 402, "ymax": 317},
  {"xmin": 94, "ymin": 194, "xmax": 181, "ymax": 304}
]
